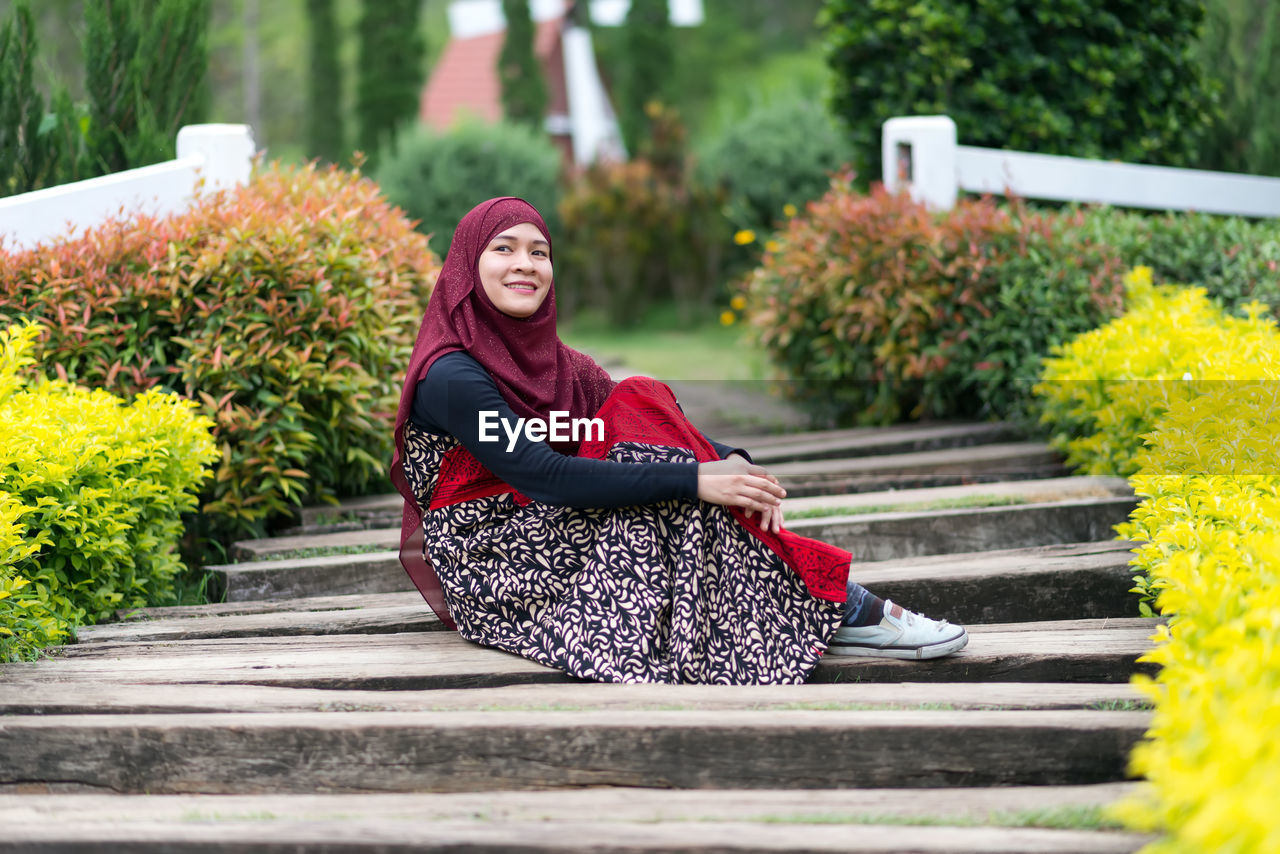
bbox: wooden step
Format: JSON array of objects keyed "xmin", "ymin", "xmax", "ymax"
[
  {"xmin": 0, "ymin": 708, "xmax": 1151, "ymax": 794},
  {"xmin": 0, "ymin": 820, "xmax": 1154, "ymax": 852},
  {"xmin": 851, "ymin": 540, "xmax": 1141, "ymax": 624},
  {"xmin": 0, "ymin": 785, "xmax": 1152, "ymax": 851},
  {"xmin": 721, "ymin": 421, "xmax": 1024, "ymax": 464},
  {"xmin": 4, "ymin": 619, "xmax": 1156, "ymax": 691},
  {"xmin": 239, "ymin": 476, "xmax": 1131, "ymax": 563},
  {"xmin": 789, "ymin": 498, "xmax": 1137, "ymax": 564},
  {"xmin": 0, "ymin": 782, "xmax": 1144, "ymax": 824},
  {"xmin": 771, "ymin": 442, "xmax": 1068, "ymax": 497},
  {"xmin": 88, "ymin": 541, "xmax": 1138, "ymax": 645},
  {"xmin": 281, "ymin": 424, "xmax": 1035, "ymax": 534},
  {"xmin": 211, "ymin": 498, "xmax": 1135, "ymax": 602},
  {"xmin": 1, "ymin": 681, "xmax": 1148, "ymax": 716}
]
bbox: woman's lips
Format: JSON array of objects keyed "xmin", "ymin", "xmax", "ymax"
[{"xmin": 505, "ymin": 281, "xmax": 537, "ymax": 293}]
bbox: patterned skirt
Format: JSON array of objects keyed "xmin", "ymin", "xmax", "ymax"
[{"xmin": 400, "ymin": 377, "xmax": 853, "ymax": 685}]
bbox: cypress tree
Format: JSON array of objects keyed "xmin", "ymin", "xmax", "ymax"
[
  {"xmin": 306, "ymin": 0, "xmax": 345, "ymax": 163},
  {"xmin": 0, "ymin": 0, "xmax": 52, "ymax": 196},
  {"xmin": 84, "ymin": 0, "xmax": 209, "ymax": 175},
  {"xmin": 619, "ymin": 0, "xmax": 673, "ymax": 154},
  {"xmin": 356, "ymin": 0, "xmax": 423, "ymax": 167},
  {"xmin": 498, "ymin": 0, "xmax": 547, "ymax": 130}
]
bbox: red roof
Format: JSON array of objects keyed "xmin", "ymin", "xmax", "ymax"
[{"xmin": 420, "ymin": 18, "xmax": 565, "ymax": 128}]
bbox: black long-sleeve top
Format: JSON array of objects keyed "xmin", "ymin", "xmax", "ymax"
[{"xmin": 409, "ymin": 351, "xmax": 747, "ymax": 508}]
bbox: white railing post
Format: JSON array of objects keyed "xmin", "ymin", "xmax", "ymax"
[
  {"xmin": 882, "ymin": 116, "xmax": 958, "ymax": 211},
  {"xmin": 177, "ymin": 124, "xmax": 256, "ymax": 192}
]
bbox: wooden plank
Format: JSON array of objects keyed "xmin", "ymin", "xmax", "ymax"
[
  {"xmin": 207, "ymin": 499, "xmax": 1136, "ymax": 603},
  {"xmin": 207, "ymin": 551, "xmax": 412, "ymax": 602},
  {"xmin": 0, "ymin": 820, "xmax": 1154, "ymax": 852},
  {"xmin": 0, "ymin": 681, "xmax": 1148, "ymax": 716},
  {"xmin": 790, "ymin": 498, "xmax": 1137, "ymax": 562},
  {"xmin": 81, "ymin": 601, "xmax": 443, "ymax": 644},
  {"xmin": 236, "ymin": 478, "xmax": 1132, "ymax": 564},
  {"xmin": 771, "ymin": 442, "xmax": 1068, "ymax": 497},
  {"xmin": 93, "ymin": 542, "xmax": 1139, "ymax": 643},
  {"xmin": 116, "ymin": 591, "xmax": 425, "ymax": 622},
  {"xmin": 0, "ymin": 709, "xmax": 1151, "ymax": 793},
  {"xmin": 3, "ymin": 621, "xmax": 1155, "ymax": 691},
  {"xmin": 0, "ymin": 782, "xmax": 1143, "ymax": 824},
  {"xmin": 850, "ymin": 540, "xmax": 1141, "ymax": 623}
]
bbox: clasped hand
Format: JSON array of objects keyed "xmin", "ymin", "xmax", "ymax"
[{"xmin": 696, "ymin": 454, "xmax": 786, "ymax": 534}]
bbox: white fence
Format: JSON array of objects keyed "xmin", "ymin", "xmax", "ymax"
[
  {"xmin": 883, "ymin": 115, "xmax": 1280, "ymax": 218},
  {"xmin": 0, "ymin": 124, "xmax": 255, "ymax": 253}
]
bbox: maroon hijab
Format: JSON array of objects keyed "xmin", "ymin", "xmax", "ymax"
[{"xmin": 390, "ymin": 196, "xmax": 615, "ymax": 627}]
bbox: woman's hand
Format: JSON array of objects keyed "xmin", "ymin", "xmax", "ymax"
[{"xmin": 697, "ymin": 455, "xmax": 786, "ymax": 530}]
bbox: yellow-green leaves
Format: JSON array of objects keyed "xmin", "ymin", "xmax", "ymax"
[
  {"xmin": 1037, "ymin": 271, "xmax": 1280, "ymax": 852},
  {"xmin": 0, "ymin": 324, "xmax": 218, "ymax": 661}
]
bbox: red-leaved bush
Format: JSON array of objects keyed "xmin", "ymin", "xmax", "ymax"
[
  {"xmin": 742, "ymin": 173, "xmax": 1125, "ymax": 424},
  {"xmin": 0, "ymin": 162, "xmax": 440, "ymax": 538}
]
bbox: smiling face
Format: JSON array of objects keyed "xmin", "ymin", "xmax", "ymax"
[{"xmin": 476, "ymin": 221, "xmax": 552, "ymax": 319}]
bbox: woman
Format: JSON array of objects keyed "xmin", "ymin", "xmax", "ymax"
[{"xmin": 391, "ymin": 197, "xmax": 967, "ymax": 685}]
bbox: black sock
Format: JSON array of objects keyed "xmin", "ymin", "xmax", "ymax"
[{"xmin": 843, "ymin": 582, "xmax": 886, "ymax": 627}]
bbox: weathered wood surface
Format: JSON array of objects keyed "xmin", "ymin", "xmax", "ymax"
[
  {"xmin": 81, "ymin": 600, "xmax": 443, "ymax": 644},
  {"xmin": 91, "ymin": 542, "xmax": 1138, "ymax": 643},
  {"xmin": 0, "ymin": 782, "xmax": 1143, "ymax": 824},
  {"xmin": 790, "ymin": 498, "xmax": 1137, "ymax": 562},
  {"xmin": 1, "ymin": 681, "xmax": 1147, "ymax": 716},
  {"xmin": 850, "ymin": 540, "xmax": 1141, "ymax": 624},
  {"xmin": 1, "ymin": 620, "xmax": 1155, "ymax": 691},
  {"xmin": 210, "ymin": 499, "xmax": 1136, "ymax": 603},
  {"xmin": 207, "ymin": 551, "xmax": 411, "ymax": 602},
  {"xmin": 239, "ymin": 476, "xmax": 1132, "ymax": 563},
  {"xmin": 0, "ymin": 709, "xmax": 1151, "ymax": 793},
  {"xmin": 116, "ymin": 591, "xmax": 424, "ymax": 622},
  {"xmin": 725, "ymin": 421, "xmax": 1025, "ymax": 463},
  {"xmin": 783, "ymin": 475, "xmax": 1131, "ymax": 514},
  {"xmin": 770, "ymin": 442, "xmax": 1068, "ymax": 497},
  {"xmin": 0, "ymin": 821, "xmax": 1154, "ymax": 853}
]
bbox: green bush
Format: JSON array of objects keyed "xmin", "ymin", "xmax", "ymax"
[
  {"xmin": 1, "ymin": 322, "xmax": 218, "ymax": 662},
  {"xmin": 1073, "ymin": 207, "xmax": 1280, "ymax": 313},
  {"xmin": 375, "ymin": 119, "xmax": 563, "ymax": 257},
  {"xmin": 741, "ymin": 174, "xmax": 1124, "ymax": 424},
  {"xmin": 0, "ymin": 162, "xmax": 440, "ymax": 541},
  {"xmin": 821, "ymin": 0, "xmax": 1217, "ymax": 185},
  {"xmin": 559, "ymin": 105, "xmax": 728, "ymax": 327},
  {"xmin": 697, "ymin": 97, "xmax": 853, "ymax": 239}
]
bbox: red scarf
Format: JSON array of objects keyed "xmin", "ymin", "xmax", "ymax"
[{"xmin": 390, "ymin": 197, "xmax": 615, "ymax": 627}]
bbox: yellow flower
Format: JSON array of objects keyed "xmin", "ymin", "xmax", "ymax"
[
  {"xmin": 730, "ymin": 295, "xmax": 746, "ymax": 311},
  {"xmin": 783, "ymin": 203, "xmax": 797, "ymax": 218},
  {"xmin": 719, "ymin": 310, "xmax": 736, "ymax": 326},
  {"xmin": 765, "ymin": 240, "xmax": 780, "ymax": 253},
  {"xmin": 733, "ymin": 229, "xmax": 756, "ymax": 246}
]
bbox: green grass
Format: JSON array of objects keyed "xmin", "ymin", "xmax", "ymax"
[
  {"xmin": 785, "ymin": 494, "xmax": 1029, "ymax": 521},
  {"xmin": 560, "ymin": 304, "xmax": 768, "ymax": 382}
]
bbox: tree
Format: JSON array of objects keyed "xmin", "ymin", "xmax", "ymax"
[
  {"xmin": 84, "ymin": 0, "xmax": 210, "ymax": 175},
  {"xmin": 821, "ymin": 0, "xmax": 1217, "ymax": 184},
  {"xmin": 306, "ymin": 0, "xmax": 345, "ymax": 162},
  {"xmin": 619, "ymin": 0, "xmax": 674, "ymax": 153},
  {"xmin": 1196, "ymin": 0, "xmax": 1280, "ymax": 177},
  {"xmin": 0, "ymin": 0, "xmax": 51, "ymax": 195},
  {"xmin": 356, "ymin": 0, "xmax": 423, "ymax": 167},
  {"xmin": 497, "ymin": 0, "xmax": 547, "ymax": 130}
]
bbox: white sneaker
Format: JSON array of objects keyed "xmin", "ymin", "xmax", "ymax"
[{"xmin": 827, "ymin": 600, "xmax": 968, "ymax": 660}]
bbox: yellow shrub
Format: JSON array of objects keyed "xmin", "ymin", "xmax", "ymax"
[
  {"xmin": 1037, "ymin": 277, "xmax": 1280, "ymax": 852},
  {"xmin": 1036, "ymin": 266, "xmax": 1280, "ymax": 476},
  {"xmin": 0, "ymin": 323, "xmax": 219, "ymax": 661}
]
